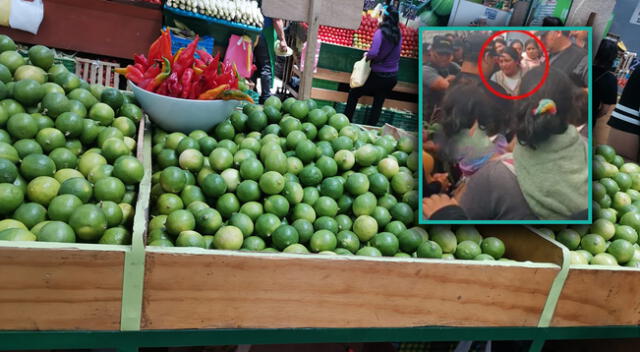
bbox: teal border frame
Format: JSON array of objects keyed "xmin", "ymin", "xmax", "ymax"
[{"xmin": 418, "ymin": 26, "xmax": 593, "ymax": 225}]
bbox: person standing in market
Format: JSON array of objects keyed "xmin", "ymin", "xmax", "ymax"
[
  {"xmin": 606, "ymin": 67, "xmax": 640, "ymax": 161},
  {"xmin": 253, "ymin": 0, "xmax": 290, "ymax": 103},
  {"xmin": 539, "ymin": 30, "xmax": 588, "ymax": 87},
  {"xmin": 422, "ymin": 36, "xmax": 460, "ymax": 122},
  {"xmin": 344, "ymin": 6, "xmax": 402, "ymax": 126}
]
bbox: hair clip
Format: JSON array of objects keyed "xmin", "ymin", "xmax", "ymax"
[{"xmin": 532, "ymin": 99, "xmax": 557, "ymax": 116}]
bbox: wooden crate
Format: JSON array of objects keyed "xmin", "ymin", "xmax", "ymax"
[
  {"xmin": 141, "ymin": 226, "xmax": 563, "ymax": 329},
  {"xmin": 0, "ymin": 119, "xmax": 149, "ymax": 331},
  {"xmin": 551, "ymin": 265, "xmax": 640, "ymax": 326}
]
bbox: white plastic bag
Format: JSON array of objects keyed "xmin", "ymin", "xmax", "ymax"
[
  {"xmin": 350, "ymin": 56, "xmax": 371, "ymax": 88},
  {"xmin": 9, "ymin": 0, "xmax": 44, "ymax": 34}
]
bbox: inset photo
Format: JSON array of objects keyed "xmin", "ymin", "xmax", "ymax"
[{"xmin": 420, "ymin": 28, "xmax": 592, "ymax": 223}]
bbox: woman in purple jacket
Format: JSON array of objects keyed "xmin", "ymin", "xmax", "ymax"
[{"xmin": 344, "ymin": 6, "xmax": 402, "ymax": 126}]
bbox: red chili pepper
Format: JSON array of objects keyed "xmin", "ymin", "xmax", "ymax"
[
  {"xmin": 213, "ymin": 72, "xmax": 232, "ymax": 89},
  {"xmin": 166, "ymin": 72, "xmax": 181, "ymax": 97},
  {"xmin": 160, "ymin": 28, "xmax": 173, "ymax": 61},
  {"xmin": 198, "ymin": 84, "xmax": 229, "ymax": 100},
  {"xmin": 180, "ymin": 68, "xmax": 194, "ymax": 99},
  {"xmin": 147, "ymin": 29, "xmax": 171, "ymax": 62},
  {"xmin": 193, "ymin": 65, "xmax": 204, "ymax": 75},
  {"xmin": 114, "ymin": 65, "xmax": 144, "ymax": 85},
  {"xmin": 218, "ymin": 89, "xmax": 254, "ymax": 104},
  {"xmin": 195, "ymin": 49, "xmax": 213, "ymax": 65},
  {"xmin": 145, "ymin": 57, "xmax": 171, "ymax": 92},
  {"xmin": 173, "ymin": 35, "xmax": 199, "ymax": 78},
  {"xmin": 156, "ymin": 80, "xmax": 169, "ymax": 96},
  {"xmin": 134, "ymin": 63, "xmax": 145, "ymax": 73},
  {"xmin": 194, "ymin": 58, "xmax": 205, "ymax": 68},
  {"xmin": 134, "ymin": 54, "xmax": 149, "ymax": 70}
]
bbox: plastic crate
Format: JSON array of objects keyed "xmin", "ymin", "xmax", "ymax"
[
  {"xmin": 167, "ymin": 28, "xmax": 215, "ymax": 58},
  {"xmin": 75, "ymin": 57, "xmax": 121, "ymax": 88},
  {"xmin": 335, "ymin": 102, "xmax": 369, "ymax": 125},
  {"xmin": 380, "ymin": 109, "xmax": 417, "ymax": 132}
]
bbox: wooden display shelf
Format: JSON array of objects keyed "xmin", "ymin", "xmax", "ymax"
[
  {"xmin": 141, "ymin": 226, "xmax": 563, "ymax": 329},
  {"xmin": 551, "ymin": 265, "xmax": 640, "ymax": 326},
  {"xmin": 0, "ymin": 0, "xmax": 162, "ymax": 59},
  {"xmin": 291, "ymin": 65, "xmax": 418, "ymax": 113},
  {"xmin": 0, "ymin": 119, "xmax": 149, "ymax": 331}
]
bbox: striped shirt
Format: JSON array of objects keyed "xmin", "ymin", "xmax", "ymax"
[{"xmin": 608, "ymin": 69, "xmax": 640, "ymax": 134}]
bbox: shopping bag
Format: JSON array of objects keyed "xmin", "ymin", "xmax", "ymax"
[
  {"xmin": 9, "ymin": 0, "xmax": 44, "ymax": 34},
  {"xmin": 350, "ymin": 56, "xmax": 371, "ymax": 88},
  {"xmin": 0, "ymin": 0, "xmax": 11, "ymax": 27},
  {"xmin": 223, "ymin": 34, "xmax": 254, "ymax": 78}
]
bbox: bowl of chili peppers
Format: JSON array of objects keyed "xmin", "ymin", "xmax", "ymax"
[{"xmin": 116, "ymin": 29, "xmax": 254, "ymax": 133}]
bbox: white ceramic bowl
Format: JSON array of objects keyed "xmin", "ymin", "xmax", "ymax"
[{"xmin": 129, "ymin": 82, "xmax": 241, "ymax": 133}]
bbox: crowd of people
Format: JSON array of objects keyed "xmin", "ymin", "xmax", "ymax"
[{"xmin": 422, "ymin": 27, "xmax": 591, "ymax": 221}]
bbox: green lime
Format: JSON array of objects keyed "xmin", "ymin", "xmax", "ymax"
[
  {"xmin": 371, "ymin": 206, "xmax": 392, "ymax": 228},
  {"xmin": 255, "ymin": 213, "xmax": 281, "ymax": 239},
  {"xmin": 100, "ymin": 88, "xmax": 124, "ymax": 110},
  {"xmin": 239, "ymin": 201, "xmax": 264, "ymax": 222},
  {"xmin": 353, "ymin": 215, "xmax": 378, "ymax": 242},
  {"xmin": 41, "ymin": 92, "xmax": 70, "ymax": 118},
  {"xmin": 13, "ymin": 79, "xmax": 44, "ymax": 107},
  {"xmin": 356, "ymin": 246, "xmax": 382, "ymax": 257},
  {"xmin": 371, "ymin": 232, "xmax": 399, "ymax": 256},
  {"xmin": 264, "ymin": 152, "xmax": 287, "ymax": 174},
  {"xmin": 92, "ymin": 176, "xmax": 124, "ymax": 203},
  {"xmin": 166, "ymin": 209, "xmax": 196, "ymax": 237},
  {"xmin": 236, "ymin": 180, "xmax": 261, "ymax": 202},
  {"xmin": 398, "ymin": 229, "xmax": 424, "ymax": 253},
  {"xmin": 271, "ymin": 224, "xmax": 299, "ymax": 250},
  {"xmin": 156, "ymin": 193, "xmax": 183, "ymax": 215},
  {"xmin": 346, "ymin": 173, "xmax": 370, "ymax": 195},
  {"xmin": 98, "ymin": 227, "xmax": 130, "ymax": 245},
  {"xmin": 607, "ymin": 239, "xmax": 634, "ymax": 264},
  {"xmin": 36, "ymin": 127, "xmax": 66, "ymax": 153},
  {"xmin": 88, "ymin": 102, "xmax": 115, "ymax": 126},
  {"xmin": 314, "ymin": 216, "xmax": 339, "ymax": 234},
  {"xmin": 390, "ymin": 202, "xmax": 414, "ymax": 225},
  {"xmin": 58, "ymin": 177, "xmax": 92, "ymax": 203},
  {"xmin": 556, "ymin": 229, "xmax": 581, "ymax": 250},
  {"xmin": 301, "ymin": 122, "xmax": 317, "ymax": 140},
  {"xmin": 119, "ymin": 103, "xmax": 142, "ymax": 123},
  {"xmin": 228, "ymin": 212, "xmax": 254, "ymax": 238},
  {"xmin": 329, "ymin": 113, "xmax": 349, "ymax": 130},
  {"xmin": 430, "ymin": 227, "xmax": 457, "ymax": 253},
  {"xmin": 416, "ymin": 240, "xmax": 443, "ymax": 258},
  {"xmin": 320, "ymin": 177, "xmax": 344, "ymax": 200},
  {"xmin": 314, "ymin": 196, "xmax": 339, "ymax": 217},
  {"xmin": 212, "ymin": 226, "xmax": 243, "ymax": 250},
  {"xmin": 49, "ymin": 147, "xmax": 77, "ymax": 169},
  {"xmin": 68, "ymin": 88, "xmax": 98, "ymax": 109},
  {"xmin": 613, "ymin": 225, "xmax": 638, "ymax": 243},
  {"xmin": 87, "ymin": 164, "xmax": 113, "ymax": 184},
  {"xmin": 581, "ymin": 234, "xmax": 607, "ymax": 255},
  {"xmin": 52, "ymin": 71, "xmax": 81, "ymax": 93},
  {"xmin": 310, "ymin": 229, "xmax": 337, "ymax": 252},
  {"xmin": 68, "ymin": 204, "xmax": 107, "ymax": 241},
  {"xmin": 195, "ymin": 208, "xmax": 223, "ymax": 235},
  {"xmin": 20, "ymin": 153, "xmax": 56, "ymax": 180},
  {"xmin": 0, "ymin": 51, "xmax": 25, "ymax": 74},
  {"xmin": 216, "ymin": 193, "xmax": 240, "ymax": 219},
  {"xmin": 335, "ymin": 230, "xmax": 359, "ymax": 253},
  {"xmin": 174, "ymin": 230, "xmax": 204, "ymax": 248},
  {"xmin": 208, "ymin": 147, "xmax": 233, "ymax": 172},
  {"xmin": 302, "ymin": 186, "xmax": 320, "ymax": 206},
  {"xmin": 238, "ymin": 157, "xmax": 264, "ymax": 181},
  {"xmin": 264, "ymin": 194, "xmax": 290, "ymax": 217},
  {"xmin": 299, "ymin": 165, "xmax": 322, "ymax": 187},
  {"xmin": 7, "ymin": 113, "xmax": 38, "ymax": 139},
  {"xmin": 0, "ymin": 158, "xmax": 17, "ymax": 183},
  {"xmin": 12, "ymin": 202, "xmax": 45, "ymax": 229},
  {"xmin": 36, "ymin": 221, "xmax": 75, "ymax": 243},
  {"xmin": 282, "ymin": 181, "xmax": 303, "ymax": 205},
  {"xmin": 201, "ymin": 173, "xmax": 227, "ymax": 198},
  {"xmin": 292, "ymin": 203, "xmax": 316, "ymax": 223},
  {"xmin": 454, "ymin": 226, "xmax": 481, "ymax": 244},
  {"xmin": 352, "ymin": 192, "xmax": 377, "ymax": 216},
  {"xmin": 159, "ymin": 166, "xmax": 186, "ymax": 194},
  {"xmin": 47, "ymin": 194, "xmax": 82, "ymax": 222},
  {"xmin": 239, "ymin": 235, "xmax": 264, "ymax": 251},
  {"xmin": 259, "ymin": 171, "xmax": 285, "ymax": 194},
  {"xmin": 0, "ymin": 228, "xmax": 35, "ymax": 241},
  {"xmin": 385, "ymin": 220, "xmax": 407, "ymax": 235},
  {"xmin": 318, "ymin": 125, "xmax": 338, "ymax": 142},
  {"xmin": 308, "ymin": 109, "xmax": 328, "ymax": 127},
  {"xmin": 590, "ymin": 253, "xmax": 618, "ymax": 266}
]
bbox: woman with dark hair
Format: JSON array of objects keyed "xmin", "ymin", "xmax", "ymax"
[
  {"xmin": 344, "ymin": 6, "xmax": 402, "ymax": 126},
  {"xmin": 454, "ymin": 66, "xmax": 588, "ymax": 220},
  {"xmin": 593, "ymin": 39, "xmax": 619, "ymax": 126},
  {"xmin": 493, "ymin": 37, "xmax": 507, "ymax": 54},
  {"xmin": 510, "ymin": 39, "xmax": 523, "ymax": 56},
  {"xmin": 491, "ymin": 47, "xmax": 523, "ymax": 96},
  {"xmin": 521, "ymin": 39, "xmax": 543, "ymax": 72}
]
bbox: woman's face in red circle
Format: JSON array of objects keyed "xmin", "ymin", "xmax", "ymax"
[{"xmin": 499, "ymin": 53, "xmax": 519, "ymax": 76}]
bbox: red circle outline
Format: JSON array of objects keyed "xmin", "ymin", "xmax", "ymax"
[{"xmin": 477, "ymin": 30, "xmax": 550, "ymax": 100}]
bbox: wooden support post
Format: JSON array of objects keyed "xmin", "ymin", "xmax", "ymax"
[{"xmin": 300, "ymin": 0, "xmax": 321, "ymax": 100}]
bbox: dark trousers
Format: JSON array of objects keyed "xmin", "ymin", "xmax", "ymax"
[
  {"xmin": 344, "ymin": 71, "xmax": 397, "ymax": 126},
  {"xmin": 252, "ymin": 33, "xmax": 272, "ymax": 103}
]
